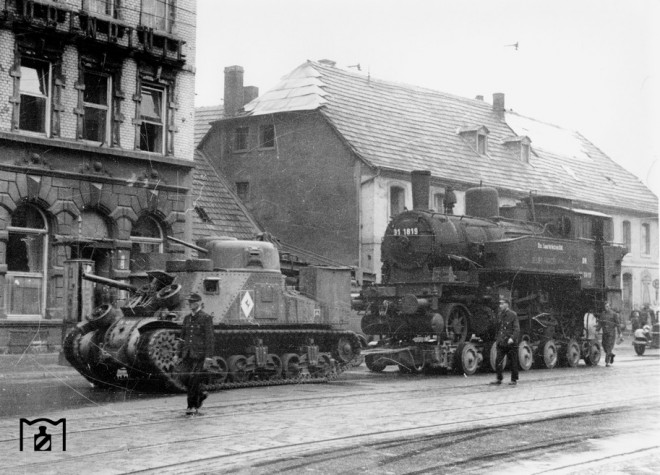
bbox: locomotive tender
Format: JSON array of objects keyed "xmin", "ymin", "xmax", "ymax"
[
  {"xmin": 64, "ymin": 236, "xmax": 361, "ymax": 391},
  {"xmin": 353, "ymin": 170, "xmax": 626, "ymax": 375}
]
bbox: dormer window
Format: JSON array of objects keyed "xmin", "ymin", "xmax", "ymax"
[
  {"xmin": 503, "ymin": 135, "xmax": 532, "ymax": 163},
  {"xmin": 477, "ymin": 133, "xmax": 487, "ymax": 155},
  {"xmin": 458, "ymin": 125, "xmax": 489, "ymax": 156}
]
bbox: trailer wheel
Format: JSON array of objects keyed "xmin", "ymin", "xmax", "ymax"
[
  {"xmin": 518, "ymin": 340, "xmax": 533, "ymax": 371},
  {"xmin": 485, "ymin": 342, "xmax": 507, "ymax": 372},
  {"xmin": 538, "ymin": 340, "xmax": 558, "ymax": 369},
  {"xmin": 562, "ymin": 340, "xmax": 581, "ymax": 367},
  {"xmin": 584, "ymin": 341, "xmax": 602, "ymax": 366},
  {"xmin": 455, "ymin": 342, "xmax": 479, "ymax": 376},
  {"xmin": 634, "ymin": 343, "xmax": 646, "ymax": 356},
  {"xmin": 365, "ymin": 354, "xmax": 386, "ymax": 373}
]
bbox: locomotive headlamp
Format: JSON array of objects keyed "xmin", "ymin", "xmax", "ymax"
[{"xmin": 430, "ymin": 313, "xmax": 444, "ymax": 333}]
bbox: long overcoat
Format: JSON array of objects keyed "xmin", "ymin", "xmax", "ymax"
[{"xmin": 180, "ymin": 310, "xmax": 214, "ymax": 359}]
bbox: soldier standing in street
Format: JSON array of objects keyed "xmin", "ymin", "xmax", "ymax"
[
  {"xmin": 598, "ymin": 302, "xmax": 622, "ymax": 367},
  {"xmin": 490, "ymin": 296, "xmax": 520, "ymax": 386},
  {"xmin": 180, "ymin": 293, "xmax": 214, "ymax": 415}
]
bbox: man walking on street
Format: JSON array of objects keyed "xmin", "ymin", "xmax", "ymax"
[
  {"xmin": 180, "ymin": 293, "xmax": 214, "ymax": 415},
  {"xmin": 490, "ymin": 296, "xmax": 520, "ymax": 386},
  {"xmin": 598, "ymin": 302, "xmax": 622, "ymax": 367}
]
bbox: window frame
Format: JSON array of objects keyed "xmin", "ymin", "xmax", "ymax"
[
  {"xmin": 236, "ymin": 182, "xmax": 250, "ymax": 201},
  {"xmin": 6, "ymin": 205, "xmax": 49, "ymax": 319},
  {"xmin": 138, "ymin": 83, "xmax": 167, "ymax": 154},
  {"xmin": 234, "ymin": 126, "xmax": 249, "ymax": 151},
  {"xmin": 82, "ymin": 70, "xmax": 112, "ymax": 144},
  {"xmin": 259, "ymin": 124, "xmax": 275, "ymax": 149},
  {"xmin": 85, "ymin": 0, "xmax": 120, "ymax": 18},
  {"xmin": 641, "ymin": 223, "xmax": 651, "ymax": 255},
  {"xmin": 622, "ymin": 220, "xmax": 631, "ymax": 252},
  {"xmin": 18, "ymin": 57, "xmax": 53, "ymax": 136},
  {"xmin": 130, "ymin": 215, "xmax": 164, "ymax": 255},
  {"xmin": 477, "ymin": 133, "xmax": 488, "ymax": 155},
  {"xmin": 141, "ymin": 0, "xmax": 173, "ymax": 33}
]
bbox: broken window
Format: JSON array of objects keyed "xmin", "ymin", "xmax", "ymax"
[
  {"xmin": 19, "ymin": 58, "xmax": 51, "ymax": 134},
  {"xmin": 83, "ymin": 71, "xmax": 111, "ymax": 143},
  {"xmin": 6, "ymin": 204, "xmax": 48, "ymax": 317},
  {"xmin": 139, "ymin": 84, "xmax": 166, "ymax": 153},
  {"xmin": 141, "ymin": 0, "xmax": 174, "ymax": 32}
]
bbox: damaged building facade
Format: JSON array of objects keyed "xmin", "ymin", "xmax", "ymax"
[{"xmin": 0, "ymin": 0, "xmax": 197, "ymax": 353}]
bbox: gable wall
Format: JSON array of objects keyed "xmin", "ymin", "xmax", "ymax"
[{"xmin": 206, "ymin": 112, "xmax": 360, "ymax": 267}]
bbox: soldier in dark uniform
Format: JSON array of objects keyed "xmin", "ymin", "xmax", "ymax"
[
  {"xmin": 179, "ymin": 293, "xmax": 214, "ymax": 415},
  {"xmin": 490, "ymin": 297, "xmax": 521, "ymax": 386},
  {"xmin": 598, "ymin": 302, "xmax": 622, "ymax": 367}
]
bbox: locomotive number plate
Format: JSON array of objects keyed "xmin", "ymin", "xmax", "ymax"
[{"xmin": 393, "ymin": 227, "xmax": 418, "ymax": 236}]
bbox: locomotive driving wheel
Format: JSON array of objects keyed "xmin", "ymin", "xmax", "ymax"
[
  {"xmin": 228, "ymin": 355, "xmax": 249, "ymax": 382},
  {"xmin": 445, "ymin": 306, "xmax": 469, "ymax": 343}
]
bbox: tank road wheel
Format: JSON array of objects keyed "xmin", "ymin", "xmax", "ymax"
[
  {"xmin": 228, "ymin": 355, "xmax": 249, "ymax": 382},
  {"xmin": 265, "ymin": 353, "xmax": 283, "ymax": 380},
  {"xmin": 205, "ymin": 356, "xmax": 229, "ymax": 385},
  {"xmin": 446, "ymin": 307, "xmax": 469, "ymax": 343},
  {"xmin": 518, "ymin": 340, "xmax": 534, "ymax": 371},
  {"xmin": 537, "ymin": 340, "xmax": 558, "ymax": 369},
  {"xmin": 310, "ymin": 354, "xmax": 334, "ymax": 379},
  {"xmin": 281, "ymin": 353, "xmax": 302, "ymax": 379},
  {"xmin": 454, "ymin": 342, "xmax": 479, "ymax": 375},
  {"xmin": 561, "ymin": 339, "xmax": 581, "ymax": 367},
  {"xmin": 365, "ymin": 354, "xmax": 387, "ymax": 373},
  {"xmin": 584, "ymin": 341, "xmax": 602, "ymax": 366},
  {"xmin": 634, "ymin": 343, "xmax": 646, "ymax": 356}
]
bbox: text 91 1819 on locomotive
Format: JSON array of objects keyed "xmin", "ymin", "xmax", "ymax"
[{"xmin": 352, "ymin": 170, "xmax": 626, "ymax": 375}]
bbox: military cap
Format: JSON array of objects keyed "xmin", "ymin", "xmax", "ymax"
[{"xmin": 187, "ymin": 292, "xmax": 202, "ymax": 302}]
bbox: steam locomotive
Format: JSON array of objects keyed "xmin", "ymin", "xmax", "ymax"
[
  {"xmin": 63, "ymin": 236, "xmax": 362, "ymax": 392},
  {"xmin": 353, "ymin": 170, "xmax": 626, "ymax": 375}
]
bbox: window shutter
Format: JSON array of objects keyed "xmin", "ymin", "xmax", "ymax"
[
  {"xmin": 74, "ymin": 64, "xmax": 86, "ymax": 140},
  {"xmin": 132, "ymin": 77, "xmax": 143, "ymax": 150},
  {"xmin": 51, "ymin": 62, "xmax": 65, "ymax": 138},
  {"xmin": 9, "ymin": 50, "xmax": 21, "ymax": 131}
]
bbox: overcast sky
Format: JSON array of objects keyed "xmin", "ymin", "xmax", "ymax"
[{"xmin": 194, "ymin": 0, "xmax": 659, "ymax": 195}]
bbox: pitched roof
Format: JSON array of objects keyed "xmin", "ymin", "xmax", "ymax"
[
  {"xmin": 191, "ymin": 149, "xmax": 259, "ymax": 240},
  {"xmin": 241, "ymin": 61, "xmax": 657, "ymax": 215},
  {"xmin": 194, "ymin": 105, "xmax": 224, "ymax": 146}
]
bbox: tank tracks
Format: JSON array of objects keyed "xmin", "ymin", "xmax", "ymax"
[{"xmin": 64, "ymin": 325, "xmax": 362, "ymax": 392}]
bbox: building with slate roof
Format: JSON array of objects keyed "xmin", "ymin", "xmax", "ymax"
[{"xmin": 201, "ymin": 60, "xmax": 658, "ymax": 313}]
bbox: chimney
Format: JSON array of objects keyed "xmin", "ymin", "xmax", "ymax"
[
  {"xmin": 243, "ymin": 85, "xmax": 259, "ymax": 105},
  {"xmin": 493, "ymin": 92, "xmax": 505, "ymax": 118},
  {"xmin": 475, "ymin": 95, "xmax": 484, "ymax": 101},
  {"xmin": 411, "ymin": 170, "xmax": 431, "ymax": 211},
  {"xmin": 224, "ymin": 65, "xmax": 244, "ymax": 117}
]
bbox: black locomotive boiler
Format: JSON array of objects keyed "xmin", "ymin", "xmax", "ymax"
[{"xmin": 353, "ymin": 170, "xmax": 626, "ymax": 375}]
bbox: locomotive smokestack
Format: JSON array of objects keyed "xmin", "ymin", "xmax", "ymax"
[{"xmin": 411, "ymin": 170, "xmax": 431, "ymax": 210}]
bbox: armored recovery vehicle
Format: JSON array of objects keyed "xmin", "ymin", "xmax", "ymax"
[{"xmin": 63, "ymin": 236, "xmax": 362, "ymax": 391}]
